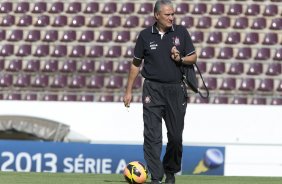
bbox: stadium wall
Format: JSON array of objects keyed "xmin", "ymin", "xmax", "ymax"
[{"xmin": 0, "ymin": 101, "xmax": 281, "ymax": 176}]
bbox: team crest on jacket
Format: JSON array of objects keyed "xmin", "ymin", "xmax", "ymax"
[
  {"xmin": 144, "ymin": 96, "xmax": 151, "ymax": 104},
  {"xmin": 172, "ymin": 37, "xmax": 180, "ymax": 46}
]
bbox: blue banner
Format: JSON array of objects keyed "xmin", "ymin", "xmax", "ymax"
[{"xmin": 0, "ymin": 140, "xmax": 224, "ymax": 175}]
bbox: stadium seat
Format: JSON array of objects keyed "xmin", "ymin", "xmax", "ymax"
[
  {"xmin": 97, "ymin": 30, "xmax": 113, "ymax": 42},
  {"xmin": 7, "ymin": 59, "xmax": 22, "ymax": 72},
  {"xmin": 17, "ymin": 15, "xmax": 32, "ymax": 27},
  {"xmin": 0, "ymin": 73, "xmax": 12, "ymax": 87},
  {"xmin": 49, "ymin": 2, "xmax": 64, "ymax": 13},
  {"xmin": 199, "ymin": 47, "xmax": 215, "ymax": 59},
  {"xmin": 78, "ymin": 60, "xmax": 95, "ymax": 73},
  {"xmin": 190, "ymin": 31, "xmax": 204, "ymax": 44},
  {"xmin": 251, "ymin": 97, "xmax": 267, "ymax": 105},
  {"xmin": 196, "ymin": 16, "xmax": 212, "ymax": 29},
  {"xmin": 24, "ymin": 60, "xmax": 40, "ymax": 72},
  {"xmin": 61, "ymin": 94, "xmax": 77, "ymax": 101},
  {"xmin": 50, "ymin": 74, "xmax": 67, "ymax": 88},
  {"xmin": 6, "ymin": 93, "xmax": 21, "ymax": 101},
  {"xmin": 43, "ymin": 30, "xmax": 58, "ymax": 42},
  {"xmin": 51, "ymin": 45, "xmax": 67, "ymax": 57},
  {"xmin": 78, "ymin": 94, "xmax": 94, "ymax": 102},
  {"xmin": 0, "ymin": 15, "xmax": 15, "ymax": 26},
  {"xmin": 87, "ymin": 15, "xmax": 103, "ymax": 27},
  {"xmin": 115, "ymin": 60, "xmax": 131, "ymax": 74},
  {"xmin": 16, "ymin": 44, "xmax": 31, "ymax": 56},
  {"xmin": 105, "ymin": 15, "xmax": 121, "ymax": 28},
  {"xmin": 70, "ymin": 45, "xmax": 85, "ymax": 57},
  {"xmin": 106, "ymin": 75, "xmax": 123, "ymax": 89},
  {"xmin": 24, "ymin": 93, "xmax": 38, "ymax": 101},
  {"xmin": 263, "ymin": 4, "xmax": 278, "ymax": 16},
  {"xmin": 101, "ymin": 2, "xmax": 117, "ymax": 14},
  {"xmin": 133, "ymin": 76, "xmax": 143, "ymax": 90},
  {"xmin": 96, "ymin": 60, "xmax": 113, "ymax": 73},
  {"xmin": 225, "ymin": 31, "xmax": 241, "ymax": 44},
  {"xmin": 119, "ymin": 2, "xmax": 135, "ymax": 14},
  {"xmin": 142, "ymin": 16, "xmax": 155, "ymax": 28},
  {"xmin": 179, "ymin": 16, "xmax": 194, "ymax": 28},
  {"xmin": 243, "ymin": 32, "xmax": 259, "ymax": 45},
  {"xmin": 34, "ymin": 15, "xmax": 50, "ymax": 27},
  {"xmin": 61, "ymin": 30, "xmax": 76, "ymax": 42},
  {"xmin": 138, "ymin": 3, "xmax": 153, "ymax": 14},
  {"xmin": 52, "ymin": 15, "xmax": 68, "ymax": 27},
  {"xmin": 233, "ymin": 17, "xmax": 248, "ymax": 29},
  {"xmin": 273, "ymin": 48, "xmax": 282, "ymax": 61},
  {"xmin": 175, "ymin": 3, "xmax": 189, "ymax": 14},
  {"xmin": 191, "ymin": 3, "xmax": 207, "ymax": 14},
  {"xmin": 254, "ymin": 48, "xmax": 270, "ymax": 60},
  {"xmin": 115, "ymin": 31, "xmax": 130, "ymax": 43},
  {"xmin": 69, "ymin": 75, "xmax": 86, "ymax": 88},
  {"xmin": 195, "ymin": 61, "xmax": 206, "ymax": 74},
  {"xmin": 88, "ymin": 45, "xmax": 104, "ymax": 58},
  {"xmin": 228, "ymin": 62, "xmax": 244, "ymax": 75},
  {"xmin": 32, "ymin": 2, "xmax": 47, "ymax": 13},
  {"xmin": 42, "ymin": 94, "xmax": 58, "ymax": 101},
  {"xmin": 124, "ymin": 46, "xmax": 134, "ymax": 58},
  {"xmin": 0, "ymin": 30, "xmax": 5, "ymax": 41},
  {"xmin": 227, "ymin": 3, "xmax": 243, "ymax": 15},
  {"xmin": 84, "ymin": 2, "xmax": 99, "ymax": 14},
  {"xmin": 257, "ymin": 78, "xmax": 274, "ymax": 92},
  {"xmin": 219, "ymin": 77, "xmax": 236, "ymax": 91},
  {"xmin": 98, "ymin": 95, "xmax": 114, "ymax": 102},
  {"xmin": 269, "ymin": 18, "xmax": 282, "ymax": 30},
  {"xmin": 235, "ymin": 47, "xmax": 252, "ymax": 60},
  {"xmin": 193, "ymin": 96, "xmax": 209, "ymax": 104},
  {"xmin": 265, "ymin": 63, "xmax": 281, "ymax": 76},
  {"xmin": 215, "ymin": 16, "xmax": 230, "ymax": 29},
  {"xmin": 0, "ymin": 59, "xmax": 4, "ymax": 70},
  {"xmin": 106, "ymin": 46, "xmax": 122, "ymax": 58},
  {"xmin": 42, "ymin": 60, "xmax": 58, "ymax": 72},
  {"xmin": 69, "ymin": 15, "xmax": 85, "ymax": 27},
  {"xmin": 217, "ymin": 47, "xmax": 233, "ymax": 59},
  {"xmin": 0, "ymin": 44, "xmax": 14, "ymax": 56},
  {"xmin": 79, "ymin": 30, "xmax": 94, "ymax": 42},
  {"xmin": 213, "ymin": 96, "xmax": 228, "ymax": 104},
  {"xmin": 210, "ymin": 3, "xmax": 225, "ymax": 15},
  {"xmin": 66, "ymin": 2, "xmax": 81, "ymax": 13},
  {"xmin": 60, "ymin": 60, "xmax": 76, "ymax": 73},
  {"xmin": 270, "ymin": 98, "xmax": 282, "ymax": 105},
  {"xmin": 14, "ymin": 2, "xmax": 29, "ymax": 13},
  {"xmin": 8, "ymin": 29, "xmax": 23, "ymax": 41},
  {"xmin": 87, "ymin": 75, "xmax": 104, "ymax": 89},
  {"xmin": 26, "ymin": 30, "xmax": 41, "ymax": 42},
  {"xmin": 123, "ymin": 16, "xmax": 139, "ymax": 28},
  {"xmin": 31, "ymin": 74, "xmax": 49, "ymax": 88},
  {"xmin": 202, "ymin": 77, "xmax": 217, "ymax": 90},
  {"xmin": 0, "ymin": 2, "xmax": 12, "ymax": 13},
  {"xmin": 209, "ymin": 62, "xmax": 225, "ymax": 75},
  {"xmin": 247, "ymin": 63, "xmax": 263, "ymax": 75},
  {"xmin": 14, "ymin": 74, "xmax": 31, "ymax": 87},
  {"xmin": 238, "ymin": 78, "xmax": 255, "ymax": 92},
  {"xmin": 251, "ymin": 17, "xmax": 266, "ymax": 29},
  {"xmin": 231, "ymin": 96, "xmax": 248, "ymax": 104},
  {"xmin": 207, "ymin": 32, "xmax": 222, "ymax": 44},
  {"xmin": 262, "ymin": 33, "xmax": 278, "ymax": 45},
  {"xmin": 245, "ymin": 4, "xmax": 260, "ymax": 16},
  {"xmin": 277, "ymin": 80, "xmax": 282, "ymax": 92}
]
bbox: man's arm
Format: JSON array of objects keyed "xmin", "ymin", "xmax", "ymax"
[{"xmin": 123, "ymin": 58, "xmax": 142, "ymax": 107}]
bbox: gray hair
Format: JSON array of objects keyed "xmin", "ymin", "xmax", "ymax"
[{"xmin": 154, "ymin": 0, "xmax": 174, "ymax": 13}]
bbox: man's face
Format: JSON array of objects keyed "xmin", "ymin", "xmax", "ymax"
[{"xmin": 155, "ymin": 4, "xmax": 175, "ymax": 31}]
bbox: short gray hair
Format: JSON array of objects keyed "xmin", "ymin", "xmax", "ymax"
[{"xmin": 154, "ymin": 0, "xmax": 174, "ymax": 13}]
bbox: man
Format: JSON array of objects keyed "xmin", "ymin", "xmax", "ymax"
[{"xmin": 123, "ymin": 0, "xmax": 197, "ymax": 183}]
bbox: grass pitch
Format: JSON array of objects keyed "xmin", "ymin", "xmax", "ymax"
[{"xmin": 0, "ymin": 172, "xmax": 282, "ymax": 184}]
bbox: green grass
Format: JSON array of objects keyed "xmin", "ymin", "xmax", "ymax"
[{"xmin": 0, "ymin": 172, "xmax": 282, "ymax": 184}]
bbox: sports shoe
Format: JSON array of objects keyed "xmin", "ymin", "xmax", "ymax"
[
  {"xmin": 150, "ymin": 180, "xmax": 162, "ymax": 184},
  {"xmin": 165, "ymin": 173, "xmax": 175, "ymax": 184}
]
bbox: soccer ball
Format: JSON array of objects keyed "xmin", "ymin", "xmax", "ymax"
[{"xmin": 124, "ymin": 161, "xmax": 148, "ymax": 184}]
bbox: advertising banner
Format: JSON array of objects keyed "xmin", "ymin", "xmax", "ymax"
[{"xmin": 0, "ymin": 140, "xmax": 224, "ymax": 175}]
